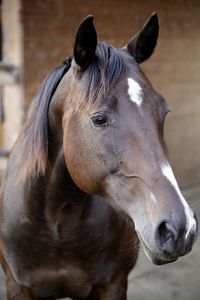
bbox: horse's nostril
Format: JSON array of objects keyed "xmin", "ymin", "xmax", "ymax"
[{"xmin": 156, "ymin": 221, "xmax": 178, "ymax": 254}]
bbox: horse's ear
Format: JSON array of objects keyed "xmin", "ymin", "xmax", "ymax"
[
  {"xmin": 125, "ymin": 13, "xmax": 159, "ymax": 63},
  {"xmin": 74, "ymin": 15, "xmax": 97, "ymax": 70}
]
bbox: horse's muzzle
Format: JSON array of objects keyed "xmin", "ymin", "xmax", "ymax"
[{"xmin": 154, "ymin": 213, "xmax": 198, "ymax": 262}]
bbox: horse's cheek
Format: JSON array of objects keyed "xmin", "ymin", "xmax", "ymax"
[{"xmin": 62, "ymin": 135, "xmax": 100, "ymax": 195}]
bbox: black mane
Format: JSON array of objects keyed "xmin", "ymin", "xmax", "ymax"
[{"xmin": 16, "ymin": 59, "xmax": 71, "ymax": 181}]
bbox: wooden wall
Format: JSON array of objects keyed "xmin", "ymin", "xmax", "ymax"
[{"xmin": 22, "ymin": 0, "xmax": 200, "ymax": 188}]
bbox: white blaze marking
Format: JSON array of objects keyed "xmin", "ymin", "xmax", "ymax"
[
  {"xmin": 127, "ymin": 78, "xmax": 143, "ymax": 107},
  {"xmin": 161, "ymin": 163, "xmax": 196, "ymax": 239},
  {"xmin": 150, "ymin": 192, "xmax": 158, "ymax": 204}
]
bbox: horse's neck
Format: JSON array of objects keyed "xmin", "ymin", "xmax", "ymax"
[
  {"xmin": 40, "ymin": 86, "xmax": 89, "ymax": 224},
  {"xmin": 42, "ymin": 146, "xmax": 89, "ymax": 225}
]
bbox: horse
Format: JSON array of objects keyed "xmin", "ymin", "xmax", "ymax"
[{"xmin": 0, "ymin": 13, "xmax": 198, "ymax": 300}]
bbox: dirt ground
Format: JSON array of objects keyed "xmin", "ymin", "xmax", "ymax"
[{"xmin": 0, "ymin": 186, "xmax": 199, "ymax": 300}]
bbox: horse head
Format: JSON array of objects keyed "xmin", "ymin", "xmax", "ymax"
[{"xmin": 60, "ymin": 14, "xmax": 198, "ymax": 265}]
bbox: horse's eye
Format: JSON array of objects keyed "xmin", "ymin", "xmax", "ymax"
[{"xmin": 91, "ymin": 114, "xmax": 109, "ymax": 127}]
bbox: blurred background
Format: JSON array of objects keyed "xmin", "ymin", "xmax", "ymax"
[{"xmin": 0, "ymin": 0, "xmax": 199, "ymax": 299}]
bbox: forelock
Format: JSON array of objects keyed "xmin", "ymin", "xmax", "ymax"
[{"xmin": 73, "ymin": 42, "xmax": 127, "ymax": 111}]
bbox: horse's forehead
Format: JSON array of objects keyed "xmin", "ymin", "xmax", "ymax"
[{"xmin": 112, "ymin": 71, "xmax": 155, "ymax": 109}]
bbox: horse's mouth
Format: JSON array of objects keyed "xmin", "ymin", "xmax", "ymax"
[{"xmin": 137, "ymin": 232, "xmax": 178, "ymax": 265}]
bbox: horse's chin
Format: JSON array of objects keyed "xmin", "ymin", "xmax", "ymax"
[{"xmin": 137, "ymin": 233, "xmax": 178, "ymax": 265}]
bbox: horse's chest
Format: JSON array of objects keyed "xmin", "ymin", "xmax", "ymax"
[
  {"xmin": 29, "ymin": 263, "xmax": 93, "ymax": 298},
  {"xmin": 6, "ymin": 211, "xmax": 124, "ymax": 298},
  {"xmin": 2, "ymin": 194, "xmax": 138, "ymax": 299}
]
